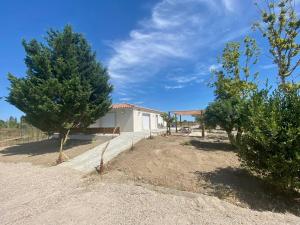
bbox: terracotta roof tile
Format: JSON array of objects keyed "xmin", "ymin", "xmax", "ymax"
[
  {"xmin": 112, "ymin": 103, "xmax": 135, "ymax": 109},
  {"xmin": 112, "ymin": 103, "xmax": 162, "ymax": 114}
]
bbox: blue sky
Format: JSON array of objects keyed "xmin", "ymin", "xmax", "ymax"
[{"xmin": 0, "ymin": 0, "xmax": 297, "ymax": 121}]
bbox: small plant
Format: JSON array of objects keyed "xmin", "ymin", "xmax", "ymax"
[
  {"xmin": 161, "ymin": 112, "xmax": 175, "ymax": 135},
  {"xmin": 181, "ymin": 141, "xmax": 191, "ymax": 146}
]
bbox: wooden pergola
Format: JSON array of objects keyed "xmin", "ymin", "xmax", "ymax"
[{"xmin": 170, "ymin": 109, "xmax": 205, "ymax": 137}]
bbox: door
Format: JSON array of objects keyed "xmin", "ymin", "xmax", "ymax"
[
  {"xmin": 142, "ymin": 113, "xmax": 150, "ymax": 130},
  {"xmin": 101, "ymin": 112, "xmax": 116, "ymax": 127}
]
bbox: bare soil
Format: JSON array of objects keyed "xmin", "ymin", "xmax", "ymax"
[
  {"xmin": 0, "ymin": 137, "xmax": 111, "ymax": 166},
  {"xmin": 99, "ymin": 130, "xmax": 300, "ymax": 216}
]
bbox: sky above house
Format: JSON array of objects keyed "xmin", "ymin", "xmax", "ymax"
[{"xmin": 0, "ymin": 0, "xmax": 299, "ymax": 121}]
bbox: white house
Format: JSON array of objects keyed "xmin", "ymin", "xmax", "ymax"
[{"xmin": 90, "ymin": 103, "xmax": 165, "ymax": 132}]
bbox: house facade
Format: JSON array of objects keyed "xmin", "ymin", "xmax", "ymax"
[{"xmin": 90, "ymin": 103, "xmax": 165, "ymax": 132}]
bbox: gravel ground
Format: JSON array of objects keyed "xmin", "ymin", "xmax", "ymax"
[{"xmin": 1, "ymin": 162, "xmax": 299, "ymax": 225}]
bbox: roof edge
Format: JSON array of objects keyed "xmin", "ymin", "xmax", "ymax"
[{"xmin": 112, "ymin": 103, "xmax": 163, "ymax": 114}]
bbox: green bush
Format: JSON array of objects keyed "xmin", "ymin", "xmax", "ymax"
[
  {"xmin": 239, "ymin": 88, "xmax": 300, "ymax": 190},
  {"xmin": 204, "ymin": 97, "xmax": 245, "ymax": 146}
]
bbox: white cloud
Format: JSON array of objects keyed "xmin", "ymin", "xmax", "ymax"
[
  {"xmin": 222, "ymin": 0, "xmax": 238, "ymax": 12},
  {"xmin": 133, "ymin": 101, "xmax": 144, "ymax": 105},
  {"xmin": 261, "ymin": 64, "xmax": 276, "ymax": 70},
  {"xmin": 168, "ymin": 75, "xmax": 199, "ymax": 83},
  {"xmin": 117, "ymin": 92, "xmax": 127, "ymax": 96},
  {"xmin": 119, "ymin": 97, "xmax": 132, "ymax": 102},
  {"xmin": 209, "ymin": 64, "xmax": 222, "ymax": 72},
  {"xmin": 107, "ymin": 0, "xmax": 254, "ymax": 94},
  {"xmin": 165, "ymin": 85, "xmax": 185, "ymax": 90}
]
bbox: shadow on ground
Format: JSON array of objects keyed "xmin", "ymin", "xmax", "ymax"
[
  {"xmin": 0, "ymin": 139, "xmax": 92, "ymax": 157},
  {"xmin": 186, "ymin": 139, "xmax": 236, "ymax": 152},
  {"xmin": 195, "ymin": 167, "xmax": 300, "ymax": 216}
]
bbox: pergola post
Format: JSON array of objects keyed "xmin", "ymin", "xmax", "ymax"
[
  {"xmin": 201, "ymin": 111, "xmax": 205, "ymax": 138},
  {"xmin": 168, "ymin": 111, "xmax": 171, "ymax": 135},
  {"xmin": 175, "ymin": 114, "xmax": 178, "ymax": 133},
  {"xmin": 180, "ymin": 115, "xmax": 182, "ymax": 128}
]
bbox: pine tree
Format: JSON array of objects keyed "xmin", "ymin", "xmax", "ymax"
[{"xmin": 7, "ymin": 25, "xmax": 113, "ymax": 163}]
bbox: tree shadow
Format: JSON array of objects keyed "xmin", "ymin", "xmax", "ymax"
[
  {"xmin": 194, "ymin": 167, "xmax": 300, "ymax": 216},
  {"xmin": 205, "ymin": 134, "xmax": 229, "ymax": 141},
  {"xmin": 187, "ymin": 139, "xmax": 236, "ymax": 152},
  {"xmin": 0, "ymin": 139, "xmax": 92, "ymax": 157}
]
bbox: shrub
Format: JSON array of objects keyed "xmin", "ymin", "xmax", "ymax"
[{"xmin": 239, "ymin": 88, "xmax": 300, "ymax": 190}]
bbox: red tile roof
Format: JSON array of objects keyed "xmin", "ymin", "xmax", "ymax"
[
  {"xmin": 112, "ymin": 103, "xmax": 135, "ymax": 109},
  {"xmin": 112, "ymin": 103, "xmax": 162, "ymax": 114}
]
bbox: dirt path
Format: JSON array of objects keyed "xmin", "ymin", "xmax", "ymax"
[
  {"xmin": 0, "ymin": 137, "xmax": 111, "ymax": 166},
  {"xmin": 1, "ymin": 162, "xmax": 299, "ymax": 225},
  {"xmin": 103, "ymin": 132, "xmax": 300, "ymax": 215}
]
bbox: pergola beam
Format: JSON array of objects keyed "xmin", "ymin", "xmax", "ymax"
[
  {"xmin": 172, "ymin": 110, "xmax": 204, "ymax": 116},
  {"xmin": 170, "ymin": 109, "xmax": 205, "ymax": 137}
]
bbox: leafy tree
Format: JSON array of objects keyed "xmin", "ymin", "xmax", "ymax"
[
  {"xmin": 239, "ymin": 0, "xmax": 300, "ymax": 191},
  {"xmin": 204, "ymin": 98, "xmax": 243, "ymax": 145},
  {"xmin": 7, "ymin": 25, "xmax": 113, "ymax": 163},
  {"xmin": 7, "ymin": 116, "xmax": 19, "ymax": 128},
  {"xmin": 254, "ymin": 0, "xmax": 300, "ymax": 85},
  {"xmin": 0, "ymin": 117, "xmax": 20, "ymax": 128},
  {"xmin": 0, "ymin": 120, "xmax": 6, "ymax": 128},
  {"xmin": 205, "ymin": 37, "xmax": 259, "ymax": 146},
  {"xmin": 195, "ymin": 112, "xmax": 205, "ymax": 137}
]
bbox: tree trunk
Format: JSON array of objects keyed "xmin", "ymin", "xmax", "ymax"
[
  {"xmin": 96, "ymin": 127, "xmax": 118, "ymax": 174},
  {"xmin": 227, "ymin": 131, "xmax": 236, "ymax": 146},
  {"xmin": 57, "ymin": 129, "xmax": 70, "ymax": 164},
  {"xmin": 236, "ymin": 127, "xmax": 242, "ymax": 146}
]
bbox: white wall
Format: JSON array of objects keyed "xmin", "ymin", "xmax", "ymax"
[
  {"xmin": 89, "ymin": 112, "xmax": 116, "ymax": 128},
  {"xmin": 90, "ymin": 108, "xmax": 164, "ymax": 132},
  {"xmin": 133, "ymin": 109, "xmax": 164, "ymax": 131},
  {"xmin": 89, "ymin": 108, "xmax": 134, "ymax": 132},
  {"xmin": 115, "ymin": 108, "xmax": 134, "ymax": 132},
  {"xmin": 133, "ymin": 110, "xmax": 142, "ymax": 131}
]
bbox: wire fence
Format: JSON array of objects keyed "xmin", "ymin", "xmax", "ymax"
[{"xmin": 0, "ymin": 124, "xmax": 48, "ymax": 147}]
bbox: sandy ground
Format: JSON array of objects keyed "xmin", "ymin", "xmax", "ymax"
[
  {"xmin": 0, "ymin": 137, "xmax": 111, "ymax": 166},
  {"xmin": 102, "ymin": 131, "xmax": 300, "ymax": 215},
  {"xmin": 1, "ymin": 162, "xmax": 300, "ymax": 225}
]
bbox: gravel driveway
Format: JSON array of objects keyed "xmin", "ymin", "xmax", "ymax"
[{"xmin": 0, "ymin": 162, "xmax": 299, "ymax": 225}]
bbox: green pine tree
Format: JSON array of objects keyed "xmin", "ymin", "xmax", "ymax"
[{"xmin": 7, "ymin": 25, "xmax": 113, "ymax": 163}]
